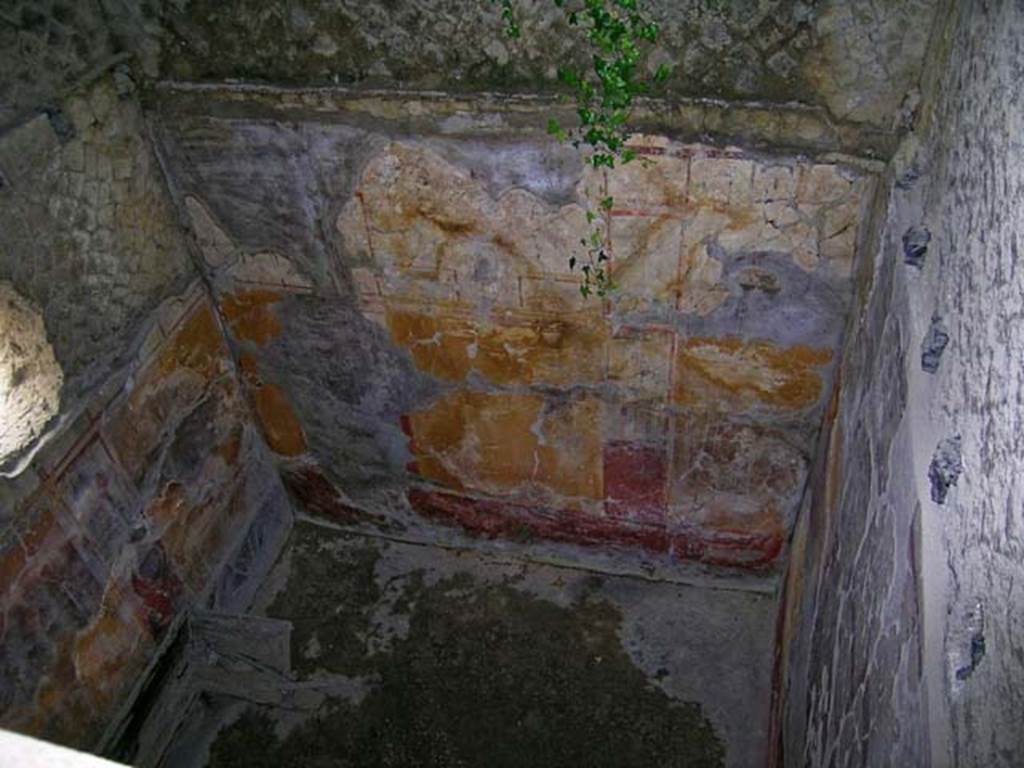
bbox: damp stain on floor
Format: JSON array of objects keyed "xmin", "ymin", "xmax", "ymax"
[{"xmin": 186, "ymin": 521, "xmax": 774, "ymax": 768}]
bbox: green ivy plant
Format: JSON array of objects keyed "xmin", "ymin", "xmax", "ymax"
[{"xmin": 490, "ymin": 0, "xmax": 671, "ymax": 298}]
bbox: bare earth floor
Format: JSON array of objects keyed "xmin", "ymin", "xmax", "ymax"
[{"xmin": 159, "ymin": 519, "xmax": 776, "ymax": 768}]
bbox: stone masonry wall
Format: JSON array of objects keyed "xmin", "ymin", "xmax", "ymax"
[
  {"xmin": 0, "ymin": 0, "xmax": 116, "ymax": 129},
  {"xmin": 1, "ymin": 0, "xmax": 939, "ymax": 138},
  {"xmin": 775, "ymin": 1, "xmax": 1024, "ymax": 766},
  {"xmin": 0, "ymin": 76, "xmax": 194, "ymax": 461},
  {"xmin": 0, "ymin": 77, "xmax": 293, "ymax": 753},
  {"xmin": 151, "ymin": 0, "xmax": 937, "ymax": 131}
]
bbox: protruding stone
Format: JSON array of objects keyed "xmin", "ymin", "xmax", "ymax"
[
  {"xmin": 112, "ymin": 64, "xmax": 137, "ymax": 99},
  {"xmin": 0, "ymin": 282, "xmax": 64, "ymax": 466},
  {"xmin": 929, "ymin": 435, "xmax": 962, "ymax": 505},
  {"xmin": 43, "ymin": 107, "xmax": 75, "ymax": 143},
  {"xmin": 955, "ymin": 600, "xmax": 986, "ymax": 681},
  {"xmin": 921, "ymin": 314, "xmax": 949, "ymax": 373},
  {"xmin": 902, "ymin": 226, "xmax": 931, "ymax": 268}
]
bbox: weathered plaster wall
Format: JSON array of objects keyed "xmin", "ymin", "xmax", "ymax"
[
  {"xmin": 775, "ymin": 1, "xmax": 1024, "ymax": 766},
  {"xmin": 772, "ymin": 173, "xmax": 930, "ymax": 765},
  {"xmin": 154, "ymin": 87, "xmax": 873, "ymax": 582},
  {"xmin": 0, "ymin": 284, "xmax": 292, "ymax": 750},
  {"xmin": 0, "ymin": 77, "xmax": 293, "ymax": 753}
]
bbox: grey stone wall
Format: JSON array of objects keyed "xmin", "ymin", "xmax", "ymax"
[
  {"xmin": 151, "ymin": 0, "xmax": 938, "ymax": 129},
  {"xmin": 921, "ymin": 0, "xmax": 1024, "ymax": 763},
  {"xmin": 1, "ymin": 0, "xmax": 940, "ymax": 136},
  {"xmin": 0, "ymin": 76, "xmax": 194, "ymax": 463},
  {"xmin": 0, "ymin": 0, "xmax": 114, "ymax": 128},
  {"xmin": 776, "ymin": 1, "xmax": 1024, "ymax": 766}
]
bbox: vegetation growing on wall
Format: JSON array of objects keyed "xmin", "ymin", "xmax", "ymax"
[{"xmin": 491, "ymin": 0, "xmax": 674, "ymax": 297}]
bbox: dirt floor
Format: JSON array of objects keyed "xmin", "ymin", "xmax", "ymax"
[{"xmin": 159, "ymin": 519, "xmax": 776, "ymax": 768}]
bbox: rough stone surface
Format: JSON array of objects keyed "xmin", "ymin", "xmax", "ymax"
[
  {"xmin": 0, "ymin": 283, "xmax": 63, "ymax": 467},
  {"xmin": 0, "ymin": 77, "xmax": 194, "ymax": 428},
  {"xmin": 902, "ymin": 224, "xmax": 931, "ymax": 268},
  {"xmin": 776, "ymin": 2, "xmax": 1024, "ymax": 766},
  {"xmin": 0, "ymin": 0, "xmax": 116, "ymax": 128},
  {"xmin": 156, "ymin": 519, "xmax": 776, "ymax": 768},
  {"xmin": 928, "ymin": 436, "xmax": 962, "ymax": 506},
  {"xmin": 1, "ymin": 0, "xmax": 941, "ymax": 135},
  {"xmin": 156, "ymin": 96, "xmax": 873, "ymax": 576},
  {"xmin": 148, "ymin": 0, "xmax": 937, "ymax": 130},
  {"xmin": 799, "ymin": 0, "xmax": 937, "ymax": 125},
  {"xmin": 919, "ymin": 3, "xmax": 1024, "ymax": 763},
  {"xmin": 920, "ymin": 314, "xmax": 949, "ymax": 373}
]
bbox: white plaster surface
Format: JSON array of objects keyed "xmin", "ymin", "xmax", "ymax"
[{"xmin": 0, "ymin": 728, "xmax": 126, "ymax": 767}]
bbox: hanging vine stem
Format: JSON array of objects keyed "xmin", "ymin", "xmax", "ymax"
[{"xmin": 490, "ymin": 0, "xmax": 671, "ymax": 298}]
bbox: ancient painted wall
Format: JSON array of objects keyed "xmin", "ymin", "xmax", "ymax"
[
  {"xmin": 0, "ymin": 287, "xmax": 290, "ymax": 750},
  {"xmin": 0, "ymin": 77, "xmax": 292, "ymax": 752},
  {"xmin": 154, "ymin": 87, "xmax": 873, "ymax": 582},
  {"xmin": 775, "ymin": 1, "xmax": 1024, "ymax": 766}
]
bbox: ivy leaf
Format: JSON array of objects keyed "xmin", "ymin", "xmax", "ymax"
[
  {"xmin": 557, "ymin": 67, "xmax": 580, "ymax": 87},
  {"xmin": 487, "ymin": 0, "xmax": 665, "ymax": 301},
  {"xmin": 547, "ymin": 118, "xmax": 568, "ymax": 141}
]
